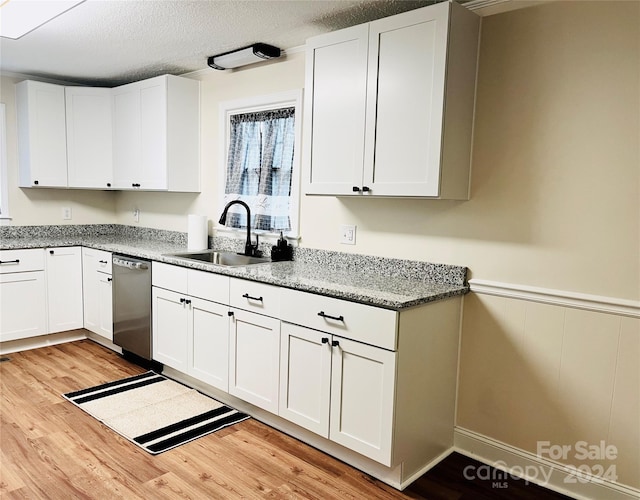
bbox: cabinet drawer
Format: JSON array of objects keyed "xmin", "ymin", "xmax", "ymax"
[
  {"xmin": 281, "ymin": 289, "xmax": 398, "ymax": 350},
  {"xmin": 0, "ymin": 249, "xmax": 45, "ymax": 274},
  {"xmin": 188, "ymin": 269, "xmax": 229, "ymax": 304},
  {"xmin": 229, "ymin": 278, "xmax": 280, "ymax": 318},
  {"xmin": 95, "ymin": 249, "xmax": 112, "ymax": 274},
  {"xmin": 152, "ymin": 262, "xmax": 187, "ymax": 293}
]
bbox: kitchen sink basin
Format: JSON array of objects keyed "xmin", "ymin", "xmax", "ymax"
[{"xmin": 165, "ymin": 251, "xmax": 271, "ymax": 267}]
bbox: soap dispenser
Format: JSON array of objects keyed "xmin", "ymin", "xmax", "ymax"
[{"xmin": 271, "ymin": 232, "xmax": 293, "ymax": 261}]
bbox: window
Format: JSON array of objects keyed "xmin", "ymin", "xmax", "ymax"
[
  {"xmin": 0, "ymin": 103, "xmax": 9, "ymax": 219},
  {"xmin": 219, "ymin": 90, "xmax": 302, "ymax": 239}
]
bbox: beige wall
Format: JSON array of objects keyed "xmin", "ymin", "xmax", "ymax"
[{"xmin": 0, "ymin": 75, "xmax": 116, "ymax": 226}]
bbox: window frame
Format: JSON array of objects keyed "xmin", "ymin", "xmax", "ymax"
[
  {"xmin": 0, "ymin": 103, "xmax": 10, "ymax": 220},
  {"xmin": 218, "ymin": 89, "xmax": 303, "ymax": 241}
]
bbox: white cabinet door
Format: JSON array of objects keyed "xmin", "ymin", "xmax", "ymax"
[
  {"xmin": 0, "ymin": 272, "xmax": 47, "ymax": 341},
  {"xmin": 189, "ymin": 297, "xmax": 229, "ymax": 391},
  {"xmin": 16, "ymin": 81, "xmax": 68, "ymax": 188},
  {"xmin": 96, "ymin": 272, "xmax": 113, "ymax": 339},
  {"xmin": 65, "ymin": 87, "xmax": 113, "ymax": 189},
  {"xmin": 46, "ymin": 247, "xmax": 83, "ymax": 334},
  {"xmin": 152, "ymin": 286, "xmax": 188, "ymax": 371},
  {"xmin": 139, "ymin": 78, "xmax": 168, "ymax": 190},
  {"xmin": 279, "ymin": 322, "xmax": 331, "ymax": 437},
  {"xmin": 329, "ymin": 336, "xmax": 396, "ymax": 466},
  {"xmin": 363, "ymin": 2, "xmax": 449, "ymax": 197},
  {"xmin": 82, "ymin": 248, "xmax": 112, "ymax": 339},
  {"xmin": 304, "ymin": 24, "xmax": 369, "ymax": 196},
  {"xmin": 112, "ymin": 82, "xmax": 142, "ymax": 189},
  {"xmin": 229, "ymin": 308, "xmax": 280, "ymax": 413}
]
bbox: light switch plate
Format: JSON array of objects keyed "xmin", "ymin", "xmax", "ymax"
[
  {"xmin": 340, "ymin": 224, "xmax": 356, "ymax": 245},
  {"xmin": 62, "ymin": 207, "xmax": 72, "ymax": 220}
]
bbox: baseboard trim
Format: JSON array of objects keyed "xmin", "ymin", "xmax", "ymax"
[
  {"xmin": 0, "ymin": 329, "xmax": 87, "ymax": 355},
  {"xmin": 469, "ymin": 279, "xmax": 640, "ymax": 318},
  {"xmin": 454, "ymin": 427, "xmax": 640, "ymax": 500}
]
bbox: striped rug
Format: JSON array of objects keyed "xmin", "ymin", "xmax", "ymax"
[{"xmin": 63, "ymin": 371, "xmax": 249, "ymax": 454}]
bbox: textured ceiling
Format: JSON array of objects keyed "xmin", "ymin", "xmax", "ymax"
[{"xmin": 0, "ymin": 0, "xmax": 448, "ymax": 87}]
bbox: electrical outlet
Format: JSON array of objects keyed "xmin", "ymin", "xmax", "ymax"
[
  {"xmin": 340, "ymin": 224, "xmax": 356, "ymax": 245},
  {"xmin": 133, "ymin": 208, "xmax": 140, "ymax": 223},
  {"xmin": 62, "ymin": 207, "xmax": 72, "ymax": 220}
]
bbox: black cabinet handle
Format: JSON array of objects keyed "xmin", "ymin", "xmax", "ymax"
[
  {"xmin": 185, "ymin": 299, "xmax": 192, "ymax": 305},
  {"xmin": 106, "ymin": 183, "xmax": 111, "ymax": 187},
  {"xmin": 99, "ymin": 260, "xmax": 108, "ymax": 264},
  {"xmin": 318, "ymin": 311, "xmax": 344, "ymax": 322},
  {"xmin": 49, "ymin": 250, "xmax": 54, "ymax": 255},
  {"xmin": 321, "ymin": 337, "xmax": 329, "ymax": 344},
  {"xmin": 34, "ymin": 180, "xmax": 39, "ymax": 185},
  {"xmin": 180, "ymin": 298, "xmax": 185, "ymax": 304},
  {"xmin": 228, "ymin": 311, "xmax": 234, "ymax": 317},
  {"xmin": 331, "ymin": 340, "xmax": 340, "ymax": 347},
  {"xmin": 352, "ymin": 186, "xmax": 361, "ymax": 192},
  {"xmin": 362, "ymin": 186, "xmax": 370, "ymax": 192},
  {"xmin": 132, "ymin": 183, "xmax": 141, "ymax": 188},
  {"xmin": 0, "ymin": 259, "xmax": 19, "ymax": 265},
  {"xmin": 107, "ymin": 277, "xmax": 112, "ymax": 282},
  {"xmin": 242, "ymin": 293, "xmax": 263, "ymax": 302}
]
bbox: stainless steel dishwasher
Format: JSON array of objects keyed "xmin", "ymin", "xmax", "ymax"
[{"xmin": 112, "ymin": 255, "xmax": 152, "ymax": 361}]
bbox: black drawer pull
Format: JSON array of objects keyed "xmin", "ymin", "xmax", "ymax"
[
  {"xmin": 99, "ymin": 260, "xmax": 108, "ymax": 264},
  {"xmin": 107, "ymin": 277, "xmax": 112, "ymax": 282},
  {"xmin": 0, "ymin": 259, "xmax": 20, "ymax": 265},
  {"xmin": 180, "ymin": 298, "xmax": 186, "ymax": 304},
  {"xmin": 242, "ymin": 293, "xmax": 263, "ymax": 302},
  {"xmin": 331, "ymin": 340, "xmax": 340, "ymax": 347},
  {"xmin": 185, "ymin": 299, "xmax": 192, "ymax": 305},
  {"xmin": 49, "ymin": 250, "xmax": 55, "ymax": 255},
  {"xmin": 352, "ymin": 186, "xmax": 361, "ymax": 192},
  {"xmin": 321, "ymin": 337, "xmax": 329, "ymax": 344},
  {"xmin": 362, "ymin": 186, "xmax": 370, "ymax": 192},
  {"xmin": 318, "ymin": 311, "xmax": 344, "ymax": 322},
  {"xmin": 228, "ymin": 311, "xmax": 234, "ymax": 317}
]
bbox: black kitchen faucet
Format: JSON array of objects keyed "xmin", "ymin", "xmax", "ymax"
[{"xmin": 218, "ymin": 200, "xmax": 261, "ymax": 257}]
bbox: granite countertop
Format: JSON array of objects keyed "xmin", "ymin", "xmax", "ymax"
[{"xmin": 0, "ymin": 229, "xmax": 468, "ymax": 311}]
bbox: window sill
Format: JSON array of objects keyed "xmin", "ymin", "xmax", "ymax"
[{"xmin": 215, "ymin": 226, "xmax": 300, "ymax": 246}]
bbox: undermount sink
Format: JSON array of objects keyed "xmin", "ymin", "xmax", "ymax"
[{"xmin": 165, "ymin": 250, "xmax": 271, "ymax": 267}]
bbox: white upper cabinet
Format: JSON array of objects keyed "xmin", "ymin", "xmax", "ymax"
[
  {"xmin": 112, "ymin": 75, "xmax": 200, "ymax": 192},
  {"xmin": 304, "ymin": 2, "xmax": 480, "ymax": 199},
  {"xmin": 66, "ymin": 87, "xmax": 114, "ymax": 189},
  {"xmin": 16, "ymin": 74, "xmax": 200, "ymax": 192},
  {"xmin": 16, "ymin": 81, "xmax": 68, "ymax": 188}
]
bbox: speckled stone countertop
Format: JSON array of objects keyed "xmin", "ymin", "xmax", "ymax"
[{"xmin": 0, "ymin": 225, "xmax": 469, "ymax": 310}]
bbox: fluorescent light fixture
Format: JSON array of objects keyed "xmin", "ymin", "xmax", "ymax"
[
  {"xmin": 0, "ymin": 0, "xmax": 85, "ymax": 39},
  {"xmin": 207, "ymin": 43, "xmax": 282, "ymax": 71}
]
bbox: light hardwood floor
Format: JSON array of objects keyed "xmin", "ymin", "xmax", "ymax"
[{"xmin": 0, "ymin": 339, "xmax": 570, "ymax": 499}]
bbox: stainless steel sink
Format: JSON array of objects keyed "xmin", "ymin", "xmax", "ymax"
[{"xmin": 165, "ymin": 251, "xmax": 271, "ymax": 267}]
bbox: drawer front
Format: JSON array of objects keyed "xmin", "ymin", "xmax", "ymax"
[
  {"xmin": 280, "ymin": 288, "xmax": 398, "ymax": 350},
  {"xmin": 0, "ymin": 248, "xmax": 45, "ymax": 274},
  {"xmin": 95, "ymin": 249, "xmax": 112, "ymax": 274},
  {"xmin": 229, "ymin": 278, "xmax": 281, "ymax": 318},
  {"xmin": 152, "ymin": 262, "xmax": 188, "ymax": 293},
  {"xmin": 188, "ymin": 269, "xmax": 229, "ymax": 304}
]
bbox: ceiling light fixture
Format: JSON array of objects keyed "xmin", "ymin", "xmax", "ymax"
[
  {"xmin": 207, "ymin": 43, "xmax": 282, "ymax": 71},
  {"xmin": 0, "ymin": 0, "xmax": 85, "ymax": 40}
]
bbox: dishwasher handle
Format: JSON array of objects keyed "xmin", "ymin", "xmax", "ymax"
[{"xmin": 113, "ymin": 257, "xmax": 149, "ymax": 270}]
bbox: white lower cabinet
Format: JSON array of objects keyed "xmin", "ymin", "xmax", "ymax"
[
  {"xmin": 229, "ymin": 308, "xmax": 280, "ymax": 413},
  {"xmin": 151, "ymin": 263, "xmax": 230, "ymax": 391},
  {"xmin": 82, "ymin": 248, "xmax": 113, "ymax": 340},
  {"xmin": 46, "ymin": 247, "xmax": 84, "ymax": 334},
  {"xmin": 0, "ymin": 248, "xmax": 47, "ymax": 341},
  {"xmin": 152, "ymin": 287, "xmax": 189, "ymax": 372},
  {"xmin": 279, "ymin": 322, "xmax": 396, "ymax": 466}
]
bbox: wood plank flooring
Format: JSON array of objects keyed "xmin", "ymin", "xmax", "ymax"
[{"xmin": 0, "ymin": 339, "xmax": 571, "ymax": 499}]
